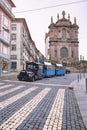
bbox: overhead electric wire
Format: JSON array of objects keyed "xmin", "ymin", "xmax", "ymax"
[{"xmin": 14, "ymin": 0, "xmax": 87, "ymax": 14}]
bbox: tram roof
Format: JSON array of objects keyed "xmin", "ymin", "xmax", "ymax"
[
  {"xmin": 56, "ymin": 63, "xmax": 63, "ymax": 67},
  {"xmin": 44, "ymin": 62, "xmax": 52, "ymax": 66}
]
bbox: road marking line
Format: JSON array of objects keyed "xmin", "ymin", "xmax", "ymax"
[
  {"xmin": 0, "ymin": 84, "xmax": 13, "ymax": 90},
  {"xmin": 43, "ymin": 89, "xmax": 65, "ymax": 130},
  {"xmin": 0, "ymin": 83, "xmax": 5, "ymax": 85},
  {"xmin": 0, "ymin": 85, "xmax": 25, "ymax": 96},
  {"xmin": 0, "ymin": 88, "xmax": 51, "ymax": 130},
  {"xmin": 0, "ymin": 87, "xmax": 37, "ymax": 108}
]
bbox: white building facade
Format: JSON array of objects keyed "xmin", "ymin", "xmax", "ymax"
[
  {"xmin": 11, "ymin": 18, "xmax": 44, "ymax": 71},
  {"xmin": 11, "ymin": 18, "xmax": 32, "ymax": 71}
]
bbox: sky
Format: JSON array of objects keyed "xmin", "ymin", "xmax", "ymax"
[{"xmin": 12, "ymin": 0, "xmax": 87, "ymax": 60}]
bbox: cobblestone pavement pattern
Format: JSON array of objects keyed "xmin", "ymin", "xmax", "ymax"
[{"xmin": 0, "ymin": 81, "xmax": 86, "ymax": 130}]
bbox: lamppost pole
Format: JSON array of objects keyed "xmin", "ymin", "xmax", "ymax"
[
  {"xmin": 82, "ymin": 56, "xmax": 85, "ymax": 78},
  {"xmin": 79, "ymin": 55, "xmax": 82, "ymax": 80}
]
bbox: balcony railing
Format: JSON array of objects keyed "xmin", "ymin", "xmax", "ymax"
[
  {"xmin": 0, "ymin": 53, "xmax": 10, "ymax": 60},
  {"xmin": 0, "ymin": 36, "xmax": 10, "ymax": 46},
  {"xmin": 49, "ymin": 38, "xmax": 59, "ymax": 42}
]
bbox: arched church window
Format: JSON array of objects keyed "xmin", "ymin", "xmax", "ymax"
[
  {"xmin": 75, "ymin": 30, "xmax": 78, "ymax": 38},
  {"xmin": 60, "ymin": 47, "xmax": 68, "ymax": 58},
  {"xmin": 62, "ymin": 28, "xmax": 66, "ymax": 39},
  {"xmin": 50, "ymin": 30, "xmax": 54, "ymax": 37}
]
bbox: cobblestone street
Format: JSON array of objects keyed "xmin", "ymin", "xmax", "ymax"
[{"xmin": 0, "ymin": 80, "xmax": 86, "ymax": 130}]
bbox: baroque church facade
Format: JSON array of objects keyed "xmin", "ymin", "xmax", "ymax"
[{"xmin": 45, "ymin": 11, "xmax": 79, "ymax": 65}]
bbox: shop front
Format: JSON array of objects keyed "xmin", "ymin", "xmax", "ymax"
[{"xmin": 0, "ymin": 54, "xmax": 11, "ymax": 76}]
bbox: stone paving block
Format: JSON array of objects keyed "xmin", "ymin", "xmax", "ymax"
[{"xmin": 0, "ymin": 81, "xmax": 87, "ymax": 130}]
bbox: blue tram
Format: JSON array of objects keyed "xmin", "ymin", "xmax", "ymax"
[
  {"xmin": 17, "ymin": 61, "xmax": 66, "ymax": 82},
  {"xmin": 43, "ymin": 62, "xmax": 55, "ymax": 77},
  {"xmin": 55, "ymin": 63, "xmax": 66, "ymax": 76}
]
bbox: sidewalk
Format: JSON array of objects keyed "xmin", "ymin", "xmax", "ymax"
[
  {"xmin": 0, "ymin": 71, "xmax": 18, "ymax": 80},
  {"xmin": 71, "ymin": 76, "xmax": 87, "ymax": 129}
]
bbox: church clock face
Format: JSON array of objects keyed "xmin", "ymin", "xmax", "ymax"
[{"xmin": 60, "ymin": 47, "xmax": 68, "ymax": 58}]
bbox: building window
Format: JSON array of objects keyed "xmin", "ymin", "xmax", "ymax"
[
  {"xmin": 55, "ymin": 49, "xmax": 57, "ymax": 57},
  {"xmin": 62, "ymin": 28, "xmax": 66, "ymax": 39},
  {"xmin": 10, "ymin": 55, "xmax": 17, "ymax": 59},
  {"xmin": 72, "ymin": 51, "xmax": 74, "ymax": 58},
  {"xmin": 11, "ymin": 24, "xmax": 16, "ymax": 31},
  {"xmin": 3, "ymin": 16, "xmax": 9, "ymax": 27},
  {"xmin": 11, "ymin": 62, "xmax": 17, "ymax": 69},
  {"xmin": 71, "ymin": 30, "xmax": 74, "ymax": 38},
  {"xmin": 11, "ymin": 45, "xmax": 16, "ymax": 51},
  {"xmin": 3, "ymin": 30, "xmax": 9, "ymax": 40},
  {"xmin": 60, "ymin": 47, "xmax": 68, "ymax": 58},
  {"xmin": 11, "ymin": 34, "xmax": 16, "ymax": 41},
  {"xmin": 48, "ymin": 49, "xmax": 50, "ymax": 55}
]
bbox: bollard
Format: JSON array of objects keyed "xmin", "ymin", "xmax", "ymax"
[
  {"xmin": 86, "ymin": 78, "xmax": 87, "ymax": 93},
  {"xmin": 77, "ymin": 74, "xmax": 79, "ymax": 82},
  {"xmin": 83, "ymin": 72, "xmax": 85, "ymax": 78},
  {"xmin": 80, "ymin": 73, "xmax": 81, "ymax": 80}
]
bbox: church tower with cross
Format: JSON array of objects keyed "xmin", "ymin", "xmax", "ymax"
[{"xmin": 45, "ymin": 11, "xmax": 79, "ymax": 65}]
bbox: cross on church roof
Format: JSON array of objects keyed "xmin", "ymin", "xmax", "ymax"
[{"xmin": 62, "ymin": 11, "xmax": 65, "ymax": 19}]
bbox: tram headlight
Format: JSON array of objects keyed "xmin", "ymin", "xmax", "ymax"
[
  {"xmin": 29, "ymin": 73, "xmax": 33, "ymax": 77},
  {"xmin": 27, "ymin": 72, "xmax": 33, "ymax": 77}
]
